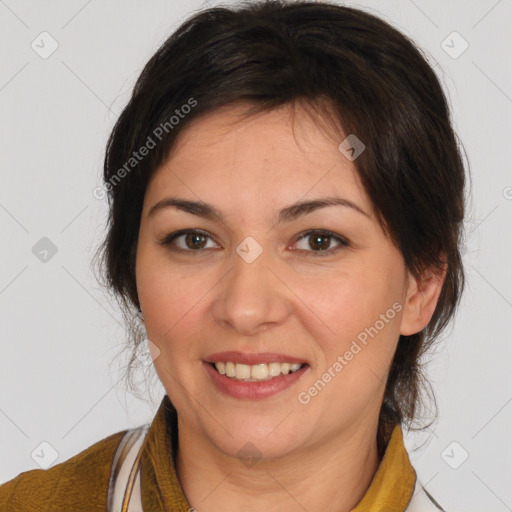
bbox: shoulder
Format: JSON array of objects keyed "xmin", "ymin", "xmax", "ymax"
[{"xmin": 0, "ymin": 429, "xmax": 127, "ymax": 512}]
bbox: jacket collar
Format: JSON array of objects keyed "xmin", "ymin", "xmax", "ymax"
[{"xmin": 140, "ymin": 395, "xmax": 416, "ymax": 511}]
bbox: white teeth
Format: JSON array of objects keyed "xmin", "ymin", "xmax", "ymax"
[
  {"xmin": 235, "ymin": 363, "xmax": 251, "ymax": 380},
  {"xmin": 213, "ymin": 361, "xmax": 304, "ymax": 381},
  {"xmin": 251, "ymin": 363, "xmax": 268, "ymax": 380},
  {"xmin": 268, "ymin": 362, "xmax": 281, "ymax": 377},
  {"xmin": 225, "ymin": 362, "xmax": 236, "ymax": 377}
]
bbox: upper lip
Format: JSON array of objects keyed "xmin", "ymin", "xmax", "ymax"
[{"xmin": 205, "ymin": 351, "xmax": 308, "ymax": 365}]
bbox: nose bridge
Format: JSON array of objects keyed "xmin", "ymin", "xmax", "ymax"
[{"xmin": 211, "ymin": 237, "xmax": 291, "ymax": 335}]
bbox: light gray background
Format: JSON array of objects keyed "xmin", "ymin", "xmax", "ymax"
[{"xmin": 1, "ymin": 1, "xmax": 511, "ymax": 510}]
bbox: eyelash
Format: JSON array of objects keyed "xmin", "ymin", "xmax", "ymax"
[{"xmin": 158, "ymin": 229, "xmax": 349, "ymax": 257}]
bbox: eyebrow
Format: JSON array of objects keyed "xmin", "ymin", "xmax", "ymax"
[{"xmin": 148, "ymin": 196, "xmax": 370, "ymax": 224}]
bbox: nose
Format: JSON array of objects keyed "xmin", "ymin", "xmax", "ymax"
[{"xmin": 211, "ymin": 244, "xmax": 292, "ymax": 337}]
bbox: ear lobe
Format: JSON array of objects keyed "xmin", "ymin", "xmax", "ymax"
[{"xmin": 400, "ymin": 262, "xmax": 447, "ymax": 336}]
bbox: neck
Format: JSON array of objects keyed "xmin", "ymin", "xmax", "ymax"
[{"xmin": 175, "ymin": 416, "xmax": 381, "ymax": 512}]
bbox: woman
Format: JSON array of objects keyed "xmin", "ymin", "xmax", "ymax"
[{"xmin": 0, "ymin": 1, "xmax": 465, "ymax": 510}]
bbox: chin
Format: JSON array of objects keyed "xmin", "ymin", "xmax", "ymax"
[
  {"xmin": 206, "ymin": 414, "xmax": 306, "ymax": 462},
  {"xmin": 219, "ymin": 433, "xmax": 301, "ymax": 463}
]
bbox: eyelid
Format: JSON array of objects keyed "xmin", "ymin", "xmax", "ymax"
[
  {"xmin": 292, "ymin": 229, "xmax": 349, "ymax": 249},
  {"xmin": 159, "ymin": 228, "xmax": 349, "ymax": 256},
  {"xmin": 289, "ymin": 229, "xmax": 349, "ymax": 257},
  {"xmin": 158, "ymin": 228, "xmax": 219, "ymax": 249}
]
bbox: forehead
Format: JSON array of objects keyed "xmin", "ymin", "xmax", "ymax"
[{"xmin": 144, "ymin": 103, "xmax": 370, "ymax": 217}]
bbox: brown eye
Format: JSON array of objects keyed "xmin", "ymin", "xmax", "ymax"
[
  {"xmin": 159, "ymin": 229, "xmax": 349, "ymax": 257},
  {"xmin": 183, "ymin": 232, "xmax": 208, "ymax": 250},
  {"xmin": 308, "ymin": 233, "xmax": 331, "ymax": 251},
  {"xmin": 159, "ymin": 230, "xmax": 218, "ymax": 253},
  {"xmin": 293, "ymin": 230, "xmax": 349, "ymax": 256}
]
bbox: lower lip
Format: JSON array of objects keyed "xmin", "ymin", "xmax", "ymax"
[{"xmin": 203, "ymin": 362, "xmax": 309, "ymax": 400}]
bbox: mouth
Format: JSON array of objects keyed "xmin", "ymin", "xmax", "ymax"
[
  {"xmin": 208, "ymin": 361, "xmax": 307, "ymax": 382},
  {"xmin": 203, "ymin": 351, "xmax": 310, "ymax": 399}
]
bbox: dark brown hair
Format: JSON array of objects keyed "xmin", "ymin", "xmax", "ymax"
[{"xmin": 93, "ymin": 0, "xmax": 466, "ymax": 456}]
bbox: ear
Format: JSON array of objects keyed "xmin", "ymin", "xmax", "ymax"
[{"xmin": 400, "ymin": 260, "xmax": 447, "ymax": 336}]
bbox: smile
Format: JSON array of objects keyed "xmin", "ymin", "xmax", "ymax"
[
  {"xmin": 203, "ymin": 352, "xmax": 310, "ymax": 399},
  {"xmin": 212, "ymin": 361, "xmax": 305, "ymax": 382}
]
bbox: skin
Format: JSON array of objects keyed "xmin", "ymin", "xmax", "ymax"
[{"xmin": 135, "ymin": 102, "xmax": 445, "ymax": 512}]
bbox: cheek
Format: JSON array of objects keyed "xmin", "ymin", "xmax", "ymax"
[
  {"xmin": 295, "ymin": 259, "xmax": 405, "ymax": 407},
  {"xmin": 135, "ymin": 250, "xmax": 218, "ymax": 360},
  {"xmin": 305, "ymin": 267, "xmax": 401, "ymax": 344},
  {"xmin": 295, "ymin": 272, "xmax": 403, "ymax": 421}
]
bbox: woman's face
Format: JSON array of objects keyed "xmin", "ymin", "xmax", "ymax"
[{"xmin": 136, "ymin": 103, "xmax": 419, "ymax": 460}]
